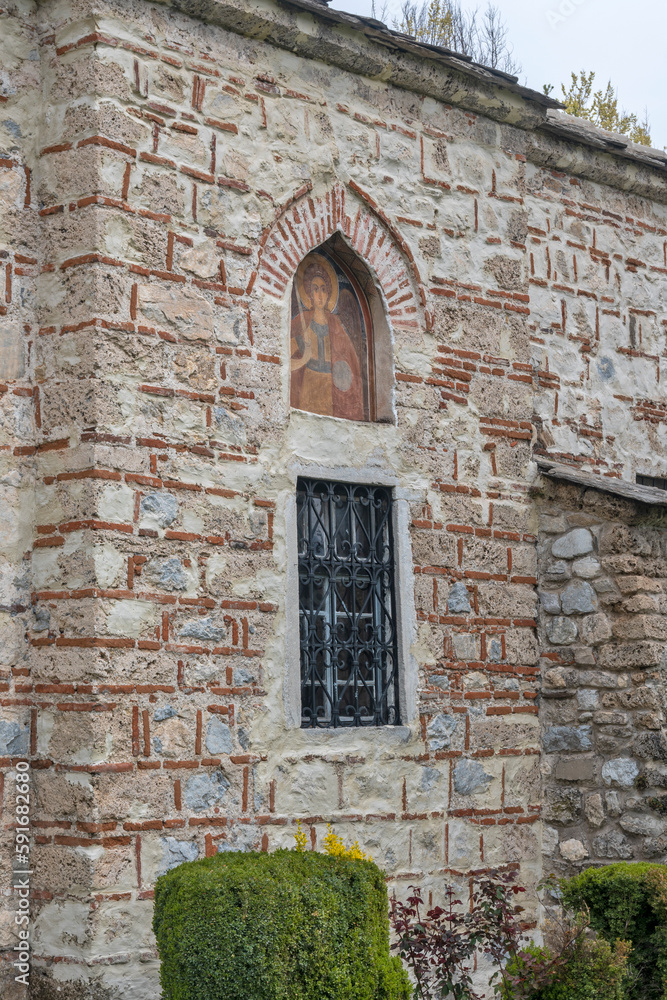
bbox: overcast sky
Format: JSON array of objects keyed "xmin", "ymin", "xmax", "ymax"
[{"xmin": 331, "ymin": 0, "xmax": 665, "ymax": 149}]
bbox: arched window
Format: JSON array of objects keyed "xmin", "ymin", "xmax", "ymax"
[{"xmin": 289, "ymin": 234, "xmax": 392, "ymax": 423}]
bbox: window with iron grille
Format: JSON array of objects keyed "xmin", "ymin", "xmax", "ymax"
[{"xmin": 297, "ymin": 478, "xmax": 400, "ymax": 728}]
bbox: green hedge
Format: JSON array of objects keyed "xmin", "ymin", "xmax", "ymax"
[
  {"xmin": 153, "ymin": 849, "xmax": 412, "ymax": 1000},
  {"xmin": 502, "ymin": 937, "xmax": 630, "ymax": 1000},
  {"xmin": 561, "ymin": 862, "xmax": 667, "ymax": 1000}
]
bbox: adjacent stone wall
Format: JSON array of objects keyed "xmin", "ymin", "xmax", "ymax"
[
  {"xmin": 538, "ymin": 478, "xmax": 667, "ymax": 870},
  {"xmin": 0, "ymin": 0, "xmax": 666, "ymax": 996}
]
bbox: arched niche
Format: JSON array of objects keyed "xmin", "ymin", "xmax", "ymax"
[{"xmin": 289, "ymin": 232, "xmax": 393, "ymax": 424}]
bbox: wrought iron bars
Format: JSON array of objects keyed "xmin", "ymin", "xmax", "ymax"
[{"xmin": 297, "ymin": 478, "xmax": 400, "ymax": 728}]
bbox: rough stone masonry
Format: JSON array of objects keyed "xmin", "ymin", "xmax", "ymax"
[{"xmin": 1, "ymin": 0, "xmax": 667, "ymax": 996}]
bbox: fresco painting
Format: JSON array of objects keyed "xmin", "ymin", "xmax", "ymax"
[{"xmin": 290, "ymin": 250, "xmax": 371, "ymax": 421}]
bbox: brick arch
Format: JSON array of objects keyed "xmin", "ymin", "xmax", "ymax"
[{"xmin": 257, "ymin": 182, "xmax": 425, "ymax": 331}]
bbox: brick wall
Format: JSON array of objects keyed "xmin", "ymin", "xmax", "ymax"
[{"xmin": 1, "ymin": 0, "xmax": 666, "ymax": 996}]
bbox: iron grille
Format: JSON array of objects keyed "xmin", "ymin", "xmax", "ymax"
[{"xmin": 297, "ymin": 478, "xmax": 400, "ymax": 728}]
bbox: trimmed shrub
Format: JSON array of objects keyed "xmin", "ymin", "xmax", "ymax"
[
  {"xmin": 561, "ymin": 862, "xmax": 667, "ymax": 1000},
  {"xmin": 153, "ymin": 848, "xmax": 412, "ymax": 1000},
  {"xmin": 501, "ymin": 937, "xmax": 630, "ymax": 1000}
]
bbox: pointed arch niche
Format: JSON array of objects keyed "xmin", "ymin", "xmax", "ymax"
[{"xmin": 289, "ymin": 232, "xmax": 393, "ymax": 424}]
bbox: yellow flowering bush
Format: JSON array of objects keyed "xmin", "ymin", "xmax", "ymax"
[{"xmin": 293, "ymin": 820, "xmax": 371, "ymax": 860}]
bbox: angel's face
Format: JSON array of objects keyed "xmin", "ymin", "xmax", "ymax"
[{"xmin": 311, "ymin": 277, "xmax": 329, "ymax": 312}]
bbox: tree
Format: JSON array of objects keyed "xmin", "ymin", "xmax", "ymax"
[
  {"xmin": 544, "ymin": 71, "xmax": 652, "ymax": 146},
  {"xmin": 391, "ymin": 0, "xmax": 520, "ymax": 75}
]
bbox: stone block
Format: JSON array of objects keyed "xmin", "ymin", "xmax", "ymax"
[
  {"xmin": 583, "ymin": 793, "xmax": 605, "ymax": 827},
  {"xmin": 602, "ymin": 758, "xmax": 639, "ymax": 787},
  {"xmin": 553, "ymin": 756, "xmax": 597, "ymax": 782},
  {"xmin": 572, "ymin": 556, "xmax": 601, "ymax": 579},
  {"xmin": 561, "ymin": 580, "xmax": 598, "ymax": 615},
  {"xmin": 559, "ymin": 838, "xmax": 588, "ymax": 861},
  {"xmin": 546, "ymin": 616, "xmax": 578, "ymax": 644},
  {"xmin": 427, "ymin": 713, "xmax": 459, "ymax": 751},
  {"xmin": 539, "ymin": 591, "xmax": 561, "ymax": 614},
  {"xmin": 543, "ymin": 726, "xmax": 593, "ymax": 753},
  {"xmin": 552, "ymin": 529, "xmax": 593, "ymax": 559},
  {"xmin": 592, "ymin": 831, "xmax": 633, "ymax": 858}
]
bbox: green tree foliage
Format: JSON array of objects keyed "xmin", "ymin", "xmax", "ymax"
[
  {"xmin": 544, "ymin": 71, "xmax": 651, "ymax": 146},
  {"xmin": 561, "ymin": 862, "xmax": 667, "ymax": 1000},
  {"xmin": 392, "ymin": 0, "xmax": 519, "ymax": 75},
  {"xmin": 153, "ymin": 849, "xmax": 411, "ymax": 1000}
]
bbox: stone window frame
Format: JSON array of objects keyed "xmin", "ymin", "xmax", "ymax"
[{"xmin": 283, "ymin": 461, "xmax": 418, "ymax": 735}]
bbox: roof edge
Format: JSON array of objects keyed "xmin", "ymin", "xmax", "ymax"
[
  {"xmin": 153, "ymin": 0, "xmax": 667, "ymax": 199},
  {"xmin": 537, "ymin": 461, "xmax": 667, "ymax": 507}
]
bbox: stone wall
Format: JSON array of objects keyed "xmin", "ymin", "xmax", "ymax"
[
  {"xmin": 0, "ymin": 0, "xmax": 666, "ymax": 996},
  {"xmin": 538, "ymin": 477, "xmax": 667, "ymax": 869}
]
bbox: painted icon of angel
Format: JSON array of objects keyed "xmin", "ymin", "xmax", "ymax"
[{"xmin": 290, "ymin": 252, "xmax": 367, "ymax": 421}]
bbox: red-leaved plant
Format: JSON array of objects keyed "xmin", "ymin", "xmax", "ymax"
[{"xmin": 390, "ymin": 869, "xmax": 589, "ymax": 1000}]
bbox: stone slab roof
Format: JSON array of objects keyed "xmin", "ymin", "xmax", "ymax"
[{"xmin": 537, "ymin": 461, "xmax": 667, "ymax": 507}]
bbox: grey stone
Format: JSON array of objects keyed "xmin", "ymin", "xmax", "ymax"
[
  {"xmin": 154, "ymin": 705, "xmax": 178, "ymax": 722},
  {"xmin": 544, "ymin": 560, "xmax": 571, "ymax": 581},
  {"xmin": 561, "ymin": 580, "xmax": 598, "ymax": 615},
  {"xmin": 539, "ymin": 591, "xmax": 561, "ymax": 615},
  {"xmin": 33, "ymin": 606, "xmax": 50, "ymax": 632},
  {"xmin": 592, "ymin": 831, "xmax": 633, "ymax": 859},
  {"xmin": 206, "ymin": 717, "xmax": 233, "ymax": 755},
  {"xmin": 0, "ymin": 719, "xmax": 29, "ymax": 755},
  {"xmin": 184, "ymin": 770, "xmax": 230, "ymax": 812},
  {"xmin": 453, "ymin": 758, "xmax": 492, "ymax": 795},
  {"xmin": 605, "ymin": 791, "xmax": 622, "ymax": 816},
  {"xmin": 546, "ymin": 616, "xmax": 578, "ymax": 645},
  {"xmin": 584, "ymin": 793, "xmax": 605, "ymax": 828},
  {"xmin": 140, "ymin": 492, "xmax": 178, "ymax": 527},
  {"xmin": 597, "ymin": 356, "xmax": 615, "ymax": 381},
  {"xmin": 619, "ymin": 813, "xmax": 664, "ymax": 837},
  {"xmin": 159, "ymin": 837, "xmax": 199, "ymax": 875},
  {"xmin": 179, "ymin": 617, "xmax": 225, "ymax": 641},
  {"xmin": 427, "ymin": 713, "xmax": 458, "ymax": 751},
  {"xmin": 602, "ymin": 758, "xmax": 638, "ymax": 787},
  {"xmin": 420, "ymin": 766, "xmax": 443, "ymax": 791},
  {"xmin": 542, "ymin": 825, "xmax": 559, "ymax": 856},
  {"xmin": 577, "ymin": 689, "xmax": 599, "ymax": 710},
  {"xmin": 544, "ymin": 786, "xmax": 581, "ymax": 823},
  {"xmin": 554, "ymin": 756, "xmax": 596, "ymax": 781},
  {"xmin": 488, "ymin": 638, "xmax": 502, "ymax": 662},
  {"xmin": 152, "ymin": 736, "xmax": 163, "ymax": 754},
  {"xmin": 578, "ymin": 613, "xmax": 612, "ymax": 645},
  {"xmin": 576, "ymin": 670, "xmax": 620, "ymax": 689},
  {"xmin": 552, "ymin": 529, "xmax": 593, "ymax": 559},
  {"xmin": 634, "ymin": 733, "xmax": 667, "ymax": 760},
  {"xmin": 572, "ymin": 556, "xmax": 601, "ymax": 579},
  {"xmin": 644, "ymin": 769, "xmax": 667, "ymax": 789},
  {"xmin": 644, "ymin": 834, "xmax": 667, "ymax": 858},
  {"xmin": 147, "ymin": 556, "xmax": 188, "ymax": 591},
  {"xmin": 544, "ymin": 726, "xmax": 593, "ymax": 753},
  {"xmin": 447, "ymin": 582, "xmax": 471, "ymax": 613}
]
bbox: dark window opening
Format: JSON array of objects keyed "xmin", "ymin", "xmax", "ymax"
[
  {"xmin": 637, "ymin": 474, "xmax": 667, "ymax": 491},
  {"xmin": 297, "ymin": 478, "xmax": 400, "ymax": 728}
]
